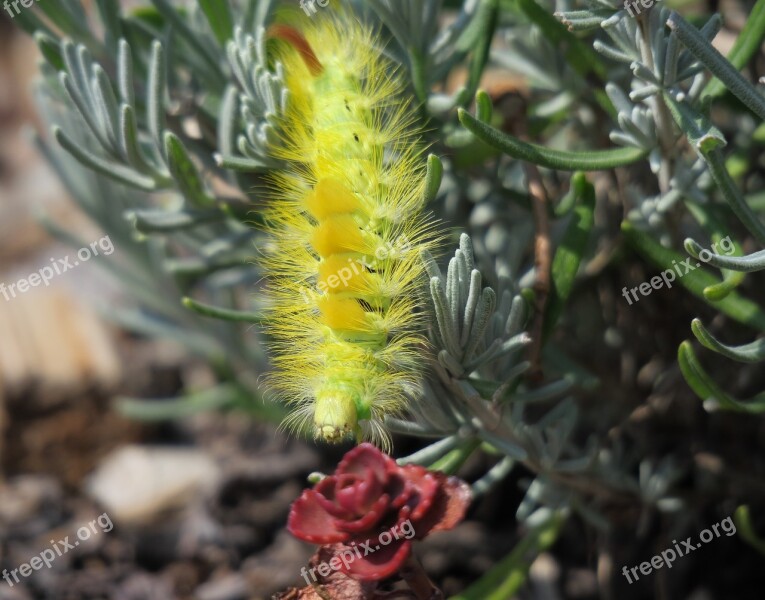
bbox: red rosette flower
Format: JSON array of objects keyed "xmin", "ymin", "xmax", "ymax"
[{"xmin": 287, "ymin": 443, "xmax": 472, "ymax": 581}]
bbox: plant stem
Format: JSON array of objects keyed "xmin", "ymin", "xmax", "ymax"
[
  {"xmin": 401, "ymin": 556, "xmax": 443, "ymax": 600},
  {"xmin": 526, "ymin": 163, "xmax": 551, "ymax": 381},
  {"xmin": 639, "ymin": 9, "xmax": 675, "ymax": 194}
]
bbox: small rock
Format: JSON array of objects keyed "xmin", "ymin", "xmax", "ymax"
[
  {"xmin": 85, "ymin": 445, "xmax": 221, "ymax": 525},
  {"xmin": 113, "ymin": 572, "xmax": 174, "ymax": 600},
  {"xmin": 0, "ymin": 475, "xmax": 63, "ymax": 536},
  {"xmin": 564, "ymin": 568, "xmax": 598, "ymax": 598},
  {"xmin": 530, "ymin": 553, "xmax": 562, "ymax": 600},
  {"xmin": 0, "ymin": 584, "xmax": 33, "ymax": 600},
  {"xmin": 195, "ymin": 573, "xmax": 249, "ymax": 600},
  {"xmin": 243, "ymin": 531, "xmax": 314, "ymax": 597}
]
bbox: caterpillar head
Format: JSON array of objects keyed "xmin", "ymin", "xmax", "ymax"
[{"xmin": 314, "ymin": 391, "xmax": 359, "ymax": 443}]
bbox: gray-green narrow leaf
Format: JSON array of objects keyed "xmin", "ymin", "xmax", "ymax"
[{"xmin": 458, "ymin": 107, "xmax": 647, "ymax": 171}]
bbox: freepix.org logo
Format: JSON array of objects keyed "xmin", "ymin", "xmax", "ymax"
[
  {"xmin": 3, "ymin": 513, "xmax": 113, "ymax": 588},
  {"xmin": 300, "ymin": 520, "xmax": 415, "ymax": 584},
  {"xmin": 300, "ymin": 0, "xmax": 330, "ymax": 17},
  {"xmin": 3, "ymin": 0, "xmax": 42, "ymax": 19},
  {"xmin": 621, "ymin": 236, "xmax": 735, "ymax": 305},
  {"xmin": 623, "ymin": 0, "xmax": 664, "ymax": 18},
  {"xmin": 0, "ymin": 235, "xmax": 115, "ymax": 302}
]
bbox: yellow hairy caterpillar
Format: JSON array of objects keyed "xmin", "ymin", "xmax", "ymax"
[{"xmin": 261, "ymin": 12, "xmax": 438, "ymax": 449}]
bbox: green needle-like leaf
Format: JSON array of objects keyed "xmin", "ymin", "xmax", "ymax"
[
  {"xmin": 182, "ymin": 297, "xmax": 263, "ymax": 323},
  {"xmin": 164, "ymin": 132, "xmax": 215, "ymax": 207},
  {"xmin": 666, "ymin": 95, "xmax": 765, "ymax": 246},
  {"xmin": 34, "ymin": 32, "xmax": 65, "ymax": 71},
  {"xmin": 734, "ymin": 506, "xmax": 765, "ymax": 557},
  {"xmin": 149, "ymin": 0, "xmax": 225, "ymax": 87},
  {"xmin": 119, "ymin": 105, "xmax": 166, "ymax": 181},
  {"xmin": 53, "ymin": 126, "xmax": 158, "ymax": 191},
  {"xmin": 127, "ymin": 208, "xmax": 222, "ymax": 233},
  {"xmin": 116, "ymin": 384, "xmax": 239, "ymax": 421},
  {"xmin": 668, "ymin": 11, "xmax": 765, "ymax": 122},
  {"xmin": 39, "ymin": 0, "xmax": 100, "ymax": 49},
  {"xmin": 449, "ymin": 512, "xmax": 565, "ymax": 600},
  {"xmin": 59, "ymin": 71, "xmax": 112, "ymax": 153},
  {"xmin": 622, "ymin": 222, "xmax": 765, "ymax": 331},
  {"xmin": 215, "ymin": 154, "xmax": 272, "ymax": 172},
  {"xmin": 704, "ymin": 149, "xmax": 765, "ymax": 246},
  {"xmin": 478, "ymin": 428, "xmax": 528, "ymax": 460},
  {"xmin": 428, "ymin": 439, "xmax": 482, "ymax": 475},
  {"xmin": 462, "ymin": 0, "xmax": 499, "ymax": 104},
  {"xmin": 691, "ymin": 319, "xmax": 765, "ymax": 363},
  {"xmin": 475, "ymin": 89, "xmax": 493, "ymax": 123},
  {"xmin": 198, "ymin": 0, "xmax": 234, "ymax": 46},
  {"xmin": 684, "ymin": 201, "xmax": 745, "ymax": 300},
  {"xmin": 678, "ymin": 341, "xmax": 765, "ymax": 412},
  {"xmin": 407, "ymin": 47, "xmax": 429, "ymax": 105},
  {"xmin": 703, "ymin": 267, "xmax": 745, "ymax": 301},
  {"xmin": 519, "ymin": 0, "xmax": 614, "ymax": 114},
  {"xmin": 398, "ymin": 435, "xmax": 463, "ymax": 467},
  {"xmin": 458, "ymin": 107, "xmax": 647, "ymax": 171},
  {"xmin": 117, "ymin": 39, "xmax": 135, "ymax": 107},
  {"xmin": 544, "ymin": 172, "xmax": 595, "ymax": 340},
  {"xmin": 96, "ymin": 0, "xmax": 123, "ymax": 54},
  {"xmin": 471, "ymin": 457, "xmax": 515, "ymax": 497},
  {"xmin": 423, "ymin": 154, "xmax": 444, "ymax": 203},
  {"xmin": 218, "ymin": 85, "xmax": 239, "ymax": 158},
  {"xmin": 685, "ymin": 238, "xmax": 765, "ymax": 272},
  {"xmin": 703, "ymin": 0, "xmax": 765, "ymax": 100},
  {"xmin": 13, "ymin": 5, "xmax": 57, "ymax": 38},
  {"xmin": 148, "ymin": 41, "xmax": 167, "ymax": 163},
  {"xmin": 663, "ymin": 93, "xmax": 726, "ymax": 154},
  {"xmin": 106, "ymin": 308, "xmax": 224, "ymax": 360},
  {"xmin": 518, "ymin": 0, "xmax": 605, "ymax": 81}
]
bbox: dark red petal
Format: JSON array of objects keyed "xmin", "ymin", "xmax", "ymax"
[
  {"xmin": 336, "ymin": 494, "xmax": 390, "ymax": 533},
  {"xmin": 336, "ymin": 443, "xmax": 393, "ymax": 482},
  {"xmin": 341, "ymin": 538, "xmax": 412, "ymax": 581},
  {"xmin": 314, "ymin": 476, "xmax": 355, "ymax": 519},
  {"xmin": 400, "ymin": 465, "xmax": 440, "ymax": 520},
  {"xmin": 412, "ymin": 475, "xmax": 472, "ymax": 537},
  {"xmin": 335, "ymin": 469, "xmax": 383, "ymax": 514},
  {"xmin": 287, "ymin": 489, "xmax": 349, "ymax": 544},
  {"xmin": 386, "ymin": 473, "xmax": 412, "ymax": 509}
]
